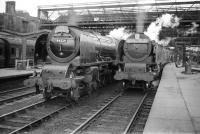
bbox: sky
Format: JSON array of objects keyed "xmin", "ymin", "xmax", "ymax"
[{"xmin": 0, "ymin": 0, "xmax": 123, "ymax": 17}]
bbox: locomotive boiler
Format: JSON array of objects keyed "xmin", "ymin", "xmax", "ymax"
[
  {"xmin": 114, "ymin": 33, "xmax": 171, "ymax": 89},
  {"xmin": 25, "ymin": 26, "xmax": 118, "ymax": 101}
]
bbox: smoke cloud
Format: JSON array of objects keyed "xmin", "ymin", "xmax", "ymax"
[
  {"xmin": 184, "ymin": 22, "xmax": 199, "ymax": 36},
  {"xmin": 144, "ymin": 13, "xmax": 180, "ymax": 46},
  {"xmin": 67, "ymin": 9, "xmax": 79, "ymax": 26},
  {"xmin": 55, "ymin": 10, "xmax": 80, "ymax": 26},
  {"xmin": 107, "ymin": 27, "xmax": 131, "ymax": 40}
]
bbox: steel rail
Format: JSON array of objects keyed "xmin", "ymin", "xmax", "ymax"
[
  {"xmin": 0, "ymin": 87, "xmax": 36, "ymax": 105},
  {"xmin": 0, "ymin": 91, "xmax": 36, "ymax": 104},
  {"xmin": 70, "ymin": 93, "xmax": 122, "ymax": 134},
  {"xmin": 0, "ymin": 96, "xmax": 65, "ymax": 134},
  {"xmin": 8, "ymin": 104, "xmax": 68, "ymax": 134},
  {"xmin": 0, "ymin": 86, "xmax": 32, "ymax": 94},
  {"xmin": 123, "ymin": 93, "xmax": 147, "ymax": 134},
  {"xmin": 0, "ymin": 95, "xmax": 45, "ymax": 119}
]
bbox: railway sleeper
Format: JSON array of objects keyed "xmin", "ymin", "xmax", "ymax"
[
  {"xmin": 6, "ymin": 118, "xmax": 30, "ymax": 124},
  {"xmin": 142, "ymin": 104, "xmax": 152, "ymax": 109},
  {"xmin": 0, "ymin": 120, "xmax": 26, "ymax": 128},
  {"xmin": 131, "ymin": 125, "xmax": 144, "ymax": 133},
  {"xmin": 17, "ymin": 115, "xmax": 36, "ymax": 120},
  {"xmin": 140, "ymin": 108, "xmax": 151, "ymax": 113},
  {"xmin": 0, "ymin": 124, "xmax": 19, "ymax": 130},
  {"xmin": 89, "ymin": 125, "xmax": 124, "ymax": 132},
  {"xmin": 102, "ymin": 114, "xmax": 129, "ymax": 119},
  {"xmin": 138, "ymin": 112, "xmax": 149, "ymax": 117},
  {"xmin": 99, "ymin": 118, "xmax": 128, "ymax": 124},
  {"xmin": 73, "ymin": 122, "xmax": 84, "ymax": 126}
]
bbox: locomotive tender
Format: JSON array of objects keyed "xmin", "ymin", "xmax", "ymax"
[
  {"xmin": 114, "ymin": 33, "xmax": 171, "ymax": 89},
  {"xmin": 25, "ymin": 26, "xmax": 118, "ymax": 101}
]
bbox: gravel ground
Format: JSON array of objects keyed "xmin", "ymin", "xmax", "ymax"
[
  {"xmin": 0, "ymin": 94, "xmax": 43, "ymax": 116},
  {"xmin": 24, "ymin": 82, "xmax": 122, "ymax": 134},
  {"xmin": 0, "ymin": 76, "xmax": 29, "ymax": 91},
  {"xmin": 0, "ymin": 87, "xmax": 35, "ymax": 103}
]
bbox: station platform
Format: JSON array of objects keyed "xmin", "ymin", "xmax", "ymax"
[
  {"xmin": 0, "ymin": 68, "xmax": 40, "ymax": 79},
  {"xmin": 143, "ymin": 63, "xmax": 200, "ymax": 134}
]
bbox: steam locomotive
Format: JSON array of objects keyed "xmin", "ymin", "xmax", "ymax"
[
  {"xmin": 114, "ymin": 33, "xmax": 171, "ymax": 89},
  {"xmin": 0, "ymin": 36, "xmax": 35, "ymax": 68},
  {"xmin": 25, "ymin": 26, "xmax": 118, "ymax": 101}
]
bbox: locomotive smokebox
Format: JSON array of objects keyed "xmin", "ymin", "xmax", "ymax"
[
  {"xmin": 47, "ymin": 26, "xmax": 79, "ymax": 63},
  {"xmin": 123, "ymin": 33, "xmax": 152, "ymax": 62}
]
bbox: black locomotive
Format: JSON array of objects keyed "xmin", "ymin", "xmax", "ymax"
[
  {"xmin": 114, "ymin": 33, "xmax": 171, "ymax": 89},
  {"xmin": 25, "ymin": 26, "xmax": 118, "ymax": 101}
]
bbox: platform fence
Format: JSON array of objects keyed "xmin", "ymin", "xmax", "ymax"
[{"xmin": 15, "ymin": 59, "xmax": 34, "ymax": 70}]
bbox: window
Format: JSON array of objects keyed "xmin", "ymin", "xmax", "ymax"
[
  {"xmin": 0, "ymin": 48, "xmax": 3, "ymax": 56},
  {"xmin": 11, "ymin": 47, "xmax": 15, "ymax": 55}
]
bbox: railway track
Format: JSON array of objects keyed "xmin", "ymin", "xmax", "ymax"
[
  {"xmin": 70, "ymin": 90, "xmax": 148, "ymax": 134},
  {"xmin": 0, "ymin": 87, "xmax": 36, "ymax": 105},
  {"xmin": 0, "ymin": 85, "xmax": 155, "ymax": 134},
  {"xmin": 124, "ymin": 90, "xmax": 156, "ymax": 134},
  {"xmin": 0, "ymin": 96, "xmax": 68, "ymax": 134},
  {"xmin": 0, "ymin": 75, "xmax": 31, "ymax": 91}
]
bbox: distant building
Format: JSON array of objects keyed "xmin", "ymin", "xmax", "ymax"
[{"xmin": 0, "ymin": 1, "xmax": 39, "ymax": 33}]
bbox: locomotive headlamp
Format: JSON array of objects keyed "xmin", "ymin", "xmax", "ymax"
[
  {"xmin": 59, "ymin": 51, "xmax": 64, "ymax": 56},
  {"xmin": 152, "ymin": 72, "xmax": 157, "ymax": 76}
]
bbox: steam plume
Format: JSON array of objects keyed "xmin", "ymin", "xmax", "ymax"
[
  {"xmin": 184, "ymin": 22, "xmax": 199, "ymax": 36},
  {"xmin": 144, "ymin": 13, "xmax": 180, "ymax": 46},
  {"xmin": 67, "ymin": 9, "xmax": 79, "ymax": 26},
  {"xmin": 107, "ymin": 27, "xmax": 131, "ymax": 40},
  {"xmin": 136, "ymin": 12, "xmax": 146, "ymax": 33}
]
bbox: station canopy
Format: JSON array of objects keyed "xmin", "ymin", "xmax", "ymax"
[
  {"xmin": 37, "ymin": 0, "xmax": 200, "ymax": 47},
  {"xmin": 38, "ymin": 0, "xmax": 200, "ymax": 27}
]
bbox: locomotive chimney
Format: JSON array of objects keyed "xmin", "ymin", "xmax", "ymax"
[
  {"xmin": 5, "ymin": 1, "xmax": 16, "ymax": 15},
  {"xmin": 136, "ymin": 12, "xmax": 146, "ymax": 33}
]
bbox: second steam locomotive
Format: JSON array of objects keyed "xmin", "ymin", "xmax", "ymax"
[
  {"xmin": 25, "ymin": 26, "xmax": 118, "ymax": 101},
  {"xmin": 114, "ymin": 33, "xmax": 171, "ymax": 89}
]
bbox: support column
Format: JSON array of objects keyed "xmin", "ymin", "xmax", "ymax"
[
  {"xmin": 185, "ymin": 56, "xmax": 192, "ymax": 74},
  {"xmin": 184, "ymin": 45, "xmax": 192, "ymax": 74},
  {"xmin": 22, "ymin": 37, "xmax": 27, "ymax": 60},
  {"xmin": 182, "ymin": 44, "xmax": 186, "ymax": 67}
]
